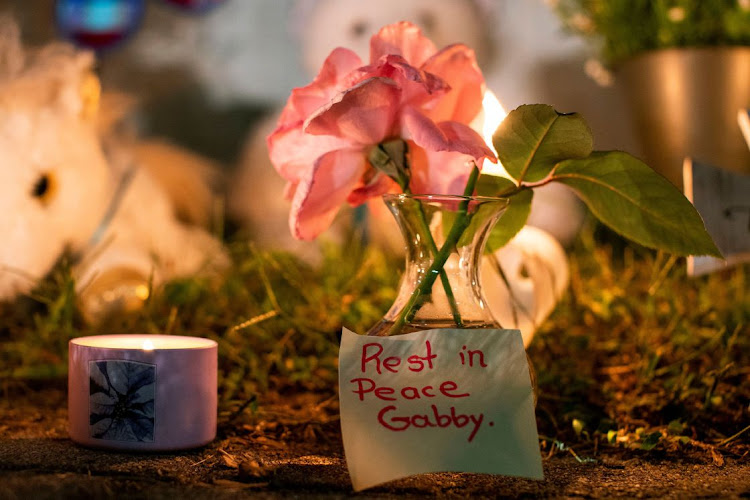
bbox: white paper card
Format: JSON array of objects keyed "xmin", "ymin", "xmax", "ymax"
[
  {"xmin": 339, "ymin": 327, "xmax": 543, "ymax": 491},
  {"xmin": 683, "ymin": 158, "xmax": 750, "ymax": 276}
]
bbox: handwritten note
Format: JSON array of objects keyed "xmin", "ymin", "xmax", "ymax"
[
  {"xmin": 339, "ymin": 327, "xmax": 543, "ymax": 491},
  {"xmin": 683, "ymin": 158, "xmax": 750, "ymax": 276}
]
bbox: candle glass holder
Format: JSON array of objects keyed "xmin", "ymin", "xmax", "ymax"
[{"xmin": 68, "ymin": 334, "xmax": 217, "ymax": 451}]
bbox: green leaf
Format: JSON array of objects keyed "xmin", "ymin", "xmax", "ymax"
[
  {"xmin": 485, "ymin": 188, "xmax": 533, "ymax": 252},
  {"xmin": 640, "ymin": 431, "xmax": 662, "ymax": 451},
  {"xmin": 667, "ymin": 419, "xmax": 685, "ymax": 434},
  {"xmin": 607, "ymin": 430, "xmax": 617, "ymax": 444},
  {"xmin": 442, "ymin": 172, "xmax": 519, "ymax": 250},
  {"xmin": 493, "ymin": 104, "xmax": 593, "ymax": 183},
  {"xmin": 475, "ymin": 174, "xmax": 517, "ymax": 197},
  {"xmin": 552, "ymin": 151, "xmax": 722, "ymax": 257}
]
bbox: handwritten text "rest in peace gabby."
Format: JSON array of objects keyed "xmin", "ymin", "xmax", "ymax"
[{"xmin": 349, "ymin": 341, "xmax": 492, "ymax": 442}]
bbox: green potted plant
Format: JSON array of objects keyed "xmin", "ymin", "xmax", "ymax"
[{"xmin": 550, "ymin": 0, "xmax": 750, "ymax": 186}]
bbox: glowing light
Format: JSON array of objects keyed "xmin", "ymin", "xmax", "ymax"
[
  {"xmin": 73, "ymin": 335, "xmax": 215, "ymax": 349},
  {"xmin": 480, "ymin": 91, "xmax": 510, "ymax": 178},
  {"xmin": 135, "ymin": 284, "xmax": 150, "ymax": 301}
]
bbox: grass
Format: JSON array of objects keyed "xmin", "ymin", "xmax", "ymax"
[
  {"xmin": 0, "ymin": 235, "xmax": 397, "ymax": 401},
  {"xmin": 0, "ymin": 224, "xmax": 747, "ymax": 459},
  {"xmin": 532, "ymin": 227, "xmax": 749, "ymax": 459}
]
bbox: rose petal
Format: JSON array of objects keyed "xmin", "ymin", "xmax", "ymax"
[
  {"xmin": 290, "ymin": 149, "xmax": 366, "ymax": 240},
  {"xmin": 267, "ymin": 121, "xmax": 351, "ymax": 182},
  {"xmin": 377, "ymin": 55, "xmax": 449, "ymax": 108},
  {"xmin": 304, "ymin": 77, "xmax": 401, "ymax": 146},
  {"xmin": 422, "ymin": 44, "xmax": 485, "ymax": 123},
  {"xmin": 279, "ymin": 47, "xmax": 362, "ymax": 123},
  {"xmin": 409, "ymin": 145, "xmax": 487, "ymax": 195},
  {"xmin": 347, "ymin": 171, "xmax": 399, "ymax": 205},
  {"xmin": 401, "ymin": 107, "xmax": 496, "ymax": 160},
  {"xmin": 370, "ymin": 21, "xmax": 437, "ymax": 68}
]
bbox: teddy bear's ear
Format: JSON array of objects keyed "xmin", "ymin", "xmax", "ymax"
[
  {"xmin": 64, "ymin": 51, "xmax": 100, "ymax": 121},
  {"xmin": 78, "ymin": 70, "xmax": 101, "ymax": 121},
  {"xmin": 42, "ymin": 49, "xmax": 100, "ymax": 121}
]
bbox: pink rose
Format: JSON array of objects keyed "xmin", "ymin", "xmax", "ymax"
[{"xmin": 268, "ymin": 21, "xmax": 495, "ymax": 240}]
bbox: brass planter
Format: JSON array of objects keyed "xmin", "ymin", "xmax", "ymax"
[{"xmin": 617, "ymin": 47, "xmax": 750, "ymax": 186}]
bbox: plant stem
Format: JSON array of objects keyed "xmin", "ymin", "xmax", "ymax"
[
  {"xmin": 387, "ymin": 164, "xmax": 481, "ymax": 336},
  {"xmin": 462, "ymin": 164, "xmax": 481, "ymax": 197},
  {"xmin": 375, "ymin": 138, "xmax": 464, "ymax": 328},
  {"xmin": 404, "ymin": 186, "xmax": 464, "ymax": 327}
]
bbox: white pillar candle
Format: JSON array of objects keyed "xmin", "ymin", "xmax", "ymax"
[{"xmin": 68, "ymin": 334, "xmax": 217, "ymax": 451}]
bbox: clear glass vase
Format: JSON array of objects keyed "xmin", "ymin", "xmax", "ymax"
[{"xmin": 367, "ymin": 194, "xmax": 509, "ymax": 336}]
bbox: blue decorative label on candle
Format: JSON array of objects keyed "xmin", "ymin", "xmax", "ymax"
[{"xmin": 89, "ymin": 360, "xmax": 156, "ymax": 442}]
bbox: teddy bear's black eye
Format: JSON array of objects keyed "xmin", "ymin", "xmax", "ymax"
[
  {"xmin": 31, "ymin": 172, "xmax": 56, "ymax": 205},
  {"xmin": 32, "ymin": 175, "xmax": 49, "ymax": 197},
  {"xmin": 351, "ymin": 20, "xmax": 368, "ymax": 38}
]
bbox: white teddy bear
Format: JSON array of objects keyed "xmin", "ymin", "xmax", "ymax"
[{"xmin": 0, "ymin": 20, "xmax": 227, "ymax": 322}]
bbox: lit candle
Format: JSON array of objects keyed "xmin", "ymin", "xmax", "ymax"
[{"xmin": 68, "ymin": 334, "xmax": 217, "ymax": 451}]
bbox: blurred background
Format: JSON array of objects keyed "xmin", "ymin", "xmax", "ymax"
[
  {"xmin": 4, "ymin": 0, "xmax": 750, "ymax": 260},
  {"xmin": 3, "ymin": 0, "xmax": 639, "ymax": 167}
]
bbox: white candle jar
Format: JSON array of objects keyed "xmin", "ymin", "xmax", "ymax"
[{"xmin": 68, "ymin": 334, "xmax": 217, "ymax": 451}]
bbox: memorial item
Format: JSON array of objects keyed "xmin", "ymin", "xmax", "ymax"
[
  {"xmin": 232, "ymin": 3, "xmax": 576, "ymax": 344},
  {"xmin": 56, "ymin": 0, "xmax": 146, "ymax": 51},
  {"xmin": 684, "ymin": 158, "xmax": 750, "ymax": 275},
  {"xmin": 267, "ymin": 21, "xmax": 720, "ymax": 338},
  {"xmin": 339, "ymin": 327, "xmax": 542, "ymax": 490},
  {"xmin": 68, "ymin": 334, "xmax": 217, "ymax": 451},
  {"xmin": 268, "ymin": 21, "xmax": 718, "ymax": 488},
  {"xmin": 0, "ymin": 19, "xmax": 227, "ymax": 321}
]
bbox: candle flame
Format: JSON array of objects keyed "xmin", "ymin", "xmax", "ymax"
[
  {"xmin": 481, "ymin": 90, "xmax": 511, "ymax": 178},
  {"xmin": 142, "ymin": 339, "xmax": 155, "ymax": 351}
]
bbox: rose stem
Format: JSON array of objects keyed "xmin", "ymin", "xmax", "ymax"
[
  {"xmin": 388, "ymin": 164, "xmax": 480, "ymax": 335},
  {"xmin": 403, "ymin": 186, "xmax": 464, "ymax": 327},
  {"xmin": 374, "ymin": 139, "xmax": 464, "ymax": 328}
]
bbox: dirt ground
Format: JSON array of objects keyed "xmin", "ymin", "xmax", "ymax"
[{"xmin": 1, "ymin": 384, "xmax": 748, "ymax": 499}]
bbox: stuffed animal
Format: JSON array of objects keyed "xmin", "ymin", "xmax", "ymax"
[
  {"xmin": 227, "ymin": 1, "xmax": 570, "ymax": 345},
  {"xmin": 0, "ymin": 19, "xmax": 227, "ymax": 322}
]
